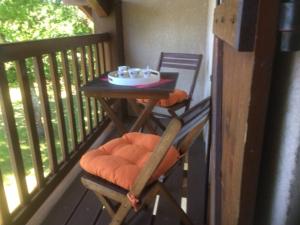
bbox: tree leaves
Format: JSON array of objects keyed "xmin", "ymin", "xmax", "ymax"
[{"xmin": 0, "ymin": 0, "xmax": 93, "ymax": 43}]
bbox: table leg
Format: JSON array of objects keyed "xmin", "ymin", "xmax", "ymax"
[
  {"xmin": 127, "ymin": 99, "xmax": 158, "ymax": 133},
  {"xmin": 98, "ymin": 98, "xmax": 126, "ymax": 135}
]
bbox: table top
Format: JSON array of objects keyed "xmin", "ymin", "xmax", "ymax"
[{"xmin": 81, "ymin": 72, "xmax": 178, "ymax": 99}]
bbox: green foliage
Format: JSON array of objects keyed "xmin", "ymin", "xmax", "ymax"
[{"xmin": 0, "ymin": 0, "xmax": 93, "ymax": 43}]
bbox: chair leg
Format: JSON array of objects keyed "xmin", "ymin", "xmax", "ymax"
[
  {"xmin": 110, "ymin": 199, "xmax": 132, "ymax": 225},
  {"xmin": 158, "ymin": 183, "xmax": 194, "ymax": 225},
  {"xmin": 95, "ymin": 193, "xmax": 116, "ymax": 218}
]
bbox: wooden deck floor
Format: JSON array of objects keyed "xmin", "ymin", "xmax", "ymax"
[{"xmin": 40, "ymin": 133, "xmax": 207, "ymax": 225}]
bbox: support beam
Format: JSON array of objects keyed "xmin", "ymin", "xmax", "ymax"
[
  {"xmin": 63, "ymin": 0, "xmax": 111, "ymax": 17},
  {"xmin": 86, "ymin": 0, "xmax": 111, "ymax": 17}
]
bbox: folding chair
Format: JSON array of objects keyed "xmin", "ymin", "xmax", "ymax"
[
  {"xmin": 80, "ymin": 97, "xmax": 210, "ymax": 225},
  {"xmin": 138, "ymin": 52, "xmax": 203, "ymax": 119}
]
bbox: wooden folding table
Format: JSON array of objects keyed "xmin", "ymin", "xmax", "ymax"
[{"xmin": 81, "ymin": 72, "xmax": 178, "ymax": 135}]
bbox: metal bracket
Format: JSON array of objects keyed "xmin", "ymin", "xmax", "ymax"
[{"xmin": 279, "ymin": 2, "xmax": 300, "ymax": 51}]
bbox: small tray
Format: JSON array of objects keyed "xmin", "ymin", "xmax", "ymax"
[{"xmin": 108, "ymin": 71, "xmax": 160, "ymax": 86}]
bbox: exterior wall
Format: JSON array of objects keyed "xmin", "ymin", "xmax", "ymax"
[
  {"xmin": 255, "ymin": 52, "xmax": 300, "ymax": 225},
  {"xmin": 93, "ymin": 1, "xmax": 123, "ymax": 68},
  {"xmin": 122, "ymin": 0, "xmax": 211, "ymax": 103}
]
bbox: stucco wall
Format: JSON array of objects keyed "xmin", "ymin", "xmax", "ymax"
[
  {"xmin": 122, "ymin": 0, "xmax": 210, "ymax": 103},
  {"xmin": 255, "ymin": 52, "xmax": 300, "ymax": 225}
]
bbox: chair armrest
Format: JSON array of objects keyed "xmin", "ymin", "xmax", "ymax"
[
  {"xmin": 166, "ymin": 99, "xmax": 190, "ymax": 111},
  {"xmin": 130, "ymin": 118, "xmax": 182, "ymax": 196}
]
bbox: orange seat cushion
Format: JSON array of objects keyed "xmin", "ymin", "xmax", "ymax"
[
  {"xmin": 137, "ymin": 89, "xmax": 188, "ymax": 107},
  {"xmin": 80, "ymin": 133, "xmax": 179, "ymax": 190}
]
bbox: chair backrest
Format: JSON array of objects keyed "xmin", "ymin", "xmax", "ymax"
[
  {"xmin": 176, "ymin": 97, "xmax": 210, "ymax": 154},
  {"xmin": 130, "ymin": 97, "xmax": 210, "ymax": 197},
  {"xmin": 157, "ymin": 52, "xmax": 203, "ymax": 101}
]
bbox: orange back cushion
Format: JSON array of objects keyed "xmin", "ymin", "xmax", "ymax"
[{"xmin": 80, "ymin": 133, "xmax": 179, "ymax": 190}]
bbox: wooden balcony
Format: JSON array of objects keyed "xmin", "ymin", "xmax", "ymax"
[
  {"xmin": 0, "ymin": 33, "xmax": 208, "ymax": 225},
  {"xmin": 0, "ymin": 33, "xmax": 114, "ymax": 225}
]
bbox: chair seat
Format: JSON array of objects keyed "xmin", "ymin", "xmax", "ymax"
[
  {"xmin": 80, "ymin": 132, "xmax": 180, "ymax": 190},
  {"xmin": 137, "ymin": 89, "xmax": 188, "ymax": 107}
]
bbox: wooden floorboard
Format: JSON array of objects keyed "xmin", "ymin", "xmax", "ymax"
[
  {"xmin": 40, "ymin": 127, "xmax": 207, "ymax": 225},
  {"xmin": 187, "ymin": 138, "xmax": 206, "ymax": 225},
  {"xmin": 41, "ymin": 175, "xmax": 88, "ymax": 225},
  {"xmin": 153, "ymin": 162, "xmax": 183, "ymax": 225},
  {"xmin": 66, "ymin": 190, "xmax": 102, "ymax": 225}
]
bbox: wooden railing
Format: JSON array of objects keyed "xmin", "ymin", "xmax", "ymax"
[{"xmin": 0, "ymin": 33, "xmax": 112, "ymax": 225}]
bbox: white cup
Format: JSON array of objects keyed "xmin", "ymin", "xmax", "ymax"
[
  {"xmin": 142, "ymin": 69, "xmax": 151, "ymax": 78},
  {"xmin": 128, "ymin": 68, "xmax": 141, "ymax": 78},
  {"xmin": 118, "ymin": 66, "xmax": 129, "ymax": 77}
]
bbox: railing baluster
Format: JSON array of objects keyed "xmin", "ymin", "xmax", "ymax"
[
  {"xmin": 0, "ymin": 170, "xmax": 11, "ymax": 225},
  {"xmin": 94, "ymin": 44, "xmax": 103, "ymax": 122},
  {"xmin": 95, "ymin": 44, "xmax": 101, "ymax": 76},
  {"xmin": 104, "ymin": 42, "xmax": 112, "ymax": 72},
  {"xmin": 33, "ymin": 56, "xmax": 58, "ymax": 173},
  {"xmin": 15, "ymin": 60, "xmax": 44, "ymax": 188},
  {"xmin": 48, "ymin": 53, "xmax": 69, "ymax": 161},
  {"xmin": 98, "ymin": 43, "xmax": 107, "ymax": 119},
  {"xmin": 0, "ymin": 63, "xmax": 29, "ymax": 204},
  {"xmin": 61, "ymin": 50, "xmax": 77, "ymax": 149},
  {"xmin": 79, "ymin": 47, "xmax": 92, "ymax": 133},
  {"xmin": 99, "ymin": 42, "xmax": 106, "ymax": 73},
  {"xmin": 71, "ymin": 49, "xmax": 86, "ymax": 141},
  {"xmin": 87, "ymin": 45, "xmax": 99, "ymax": 125}
]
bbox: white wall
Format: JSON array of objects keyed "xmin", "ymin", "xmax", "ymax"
[
  {"xmin": 255, "ymin": 52, "xmax": 300, "ymax": 225},
  {"xmin": 122, "ymin": 0, "xmax": 211, "ymax": 103}
]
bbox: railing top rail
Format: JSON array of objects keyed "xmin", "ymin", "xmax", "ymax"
[{"xmin": 0, "ymin": 33, "xmax": 111, "ymax": 63}]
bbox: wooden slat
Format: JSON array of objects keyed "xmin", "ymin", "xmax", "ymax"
[
  {"xmin": 99, "ymin": 43, "xmax": 106, "ymax": 74},
  {"xmin": 0, "ymin": 170, "xmax": 11, "ymax": 225},
  {"xmin": 95, "ymin": 44, "xmax": 102, "ymax": 76},
  {"xmin": 15, "ymin": 59, "xmax": 44, "ymax": 188},
  {"xmin": 98, "ymin": 43, "xmax": 106, "ymax": 120},
  {"xmin": 0, "ymin": 63, "xmax": 29, "ymax": 204},
  {"xmin": 80, "ymin": 47, "xmax": 92, "ymax": 133},
  {"xmin": 161, "ymin": 63, "xmax": 197, "ymax": 70},
  {"xmin": 94, "ymin": 44, "xmax": 104, "ymax": 122},
  {"xmin": 162, "ymin": 53, "xmax": 201, "ymax": 59},
  {"xmin": 0, "ymin": 33, "xmax": 110, "ymax": 63},
  {"xmin": 103, "ymin": 42, "xmax": 112, "ymax": 72},
  {"xmin": 161, "ymin": 58, "xmax": 199, "ymax": 65},
  {"xmin": 48, "ymin": 53, "xmax": 69, "ymax": 161},
  {"xmin": 87, "ymin": 45, "xmax": 99, "ymax": 125},
  {"xmin": 61, "ymin": 50, "xmax": 78, "ymax": 150},
  {"xmin": 71, "ymin": 48, "xmax": 86, "ymax": 141},
  {"xmin": 33, "ymin": 56, "xmax": 58, "ymax": 173}
]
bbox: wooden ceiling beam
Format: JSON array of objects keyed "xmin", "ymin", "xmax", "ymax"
[
  {"xmin": 86, "ymin": 0, "xmax": 111, "ymax": 17},
  {"xmin": 78, "ymin": 6, "xmax": 93, "ymax": 20},
  {"xmin": 63, "ymin": 0, "xmax": 111, "ymax": 17}
]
